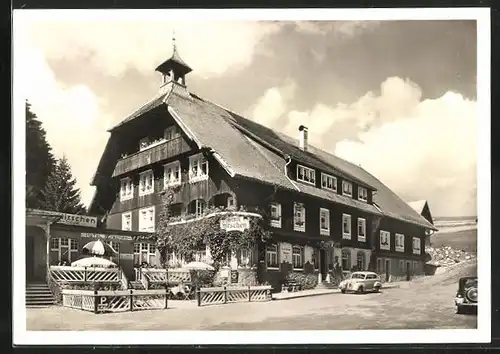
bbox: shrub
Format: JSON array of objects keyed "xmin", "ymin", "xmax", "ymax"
[{"xmin": 286, "ymin": 272, "xmax": 318, "ymax": 290}]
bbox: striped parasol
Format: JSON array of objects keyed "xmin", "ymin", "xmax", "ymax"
[
  {"xmin": 71, "ymin": 256, "xmax": 117, "ymax": 268},
  {"xmin": 82, "ymin": 239, "xmax": 117, "ymax": 257}
]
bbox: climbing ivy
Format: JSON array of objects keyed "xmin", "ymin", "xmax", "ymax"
[{"xmin": 148, "ymin": 188, "xmax": 272, "ymax": 270}]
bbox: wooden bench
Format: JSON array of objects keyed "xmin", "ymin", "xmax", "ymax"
[{"xmin": 281, "ymin": 281, "xmax": 301, "ymax": 293}]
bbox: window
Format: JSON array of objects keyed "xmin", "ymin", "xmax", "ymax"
[
  {"xmin": 50, "ymin": 238, "xmax": 78, "ymax": 264},
  {"xmin": 412, "ymin": 237, "xmax": 421, "ymax": 255},
  {"xmin": 293, "ymin": 202, "xmax": 306, "ymax": 232},
  {"xmin": 341, "ymin": 250, "xmax": 351, "ymax": 270},
  {"xmin": 356, "ymin": 252, "xmax": 365, "ymax": 270},
  {"xmin": 139, "ymin": 170, "xmax": 154, "ymax": 196},
  {"xmin": 164, "ymin": 125, "xmax": 180, "ymax": 141},
  {"xmin": 188, "ymin": 153, "xmax": 209, "ymax": 183},
  {"xmin": 109, "ymin": 241, "xmax": 120, "ymax": 264},
  {"xmin": 239, "ymin": 248, "xmax": 252, "ymax": 267},
  {"xmin": 395, "ymin": 233, "xmax": 405, "ymax": 252},
  {"xmin": 413, "ymin": 261, "xmax": 418, "ymax": 274},
  {"xmin": 187, "ymin": 199, "xmax": 206, "ymax": 218},
  {"xmin": 133, "ymin": 242, "xmax": 156, "ymax": 266},
  {"xmin": 138, "ymin": 206, "xmax": 155, "ymax": 232},
  {"xmin": 357, "ymin": 218, "xmax": 366, "ymax": 242},
  {"xmin": 342, "ymin": 214, "xmax": 351, "ymax": 239},
  {"xmin": 319, "ymin": 208, "xmax": 330, "ymax": 235},
  {"xmin": 227, "ymin": 195, "xmax": 236, "ymax": 209},
  {"xmin": 358, "ymin": 187, "xmax": 368, "ymax": 202},
  {"xmin": 270, "ymin": 202, "xmax": 282, "ymax": 228},
  {"xmin": 296, "ymin": 165, "xmax": 316, "ymax": 185},
  {"xmin": 120, "ymin": 177, "xmax": 133, "ymax": 201},
  {"xmin": 380, "ymin": 230, "xmax": 390, "ymax": 250},
  {"xmin": 321, "ymin": 173, "xmax": 337, "ymax": 191},
  {"xmin": 168, "ymin": 203, "xmax": 183, "ymax": 218},
  {"xmin": 266, "ymin": 244, "xmax": 278, "ymax": 268},
  {"xmin": 122, "ymin": 212, "xmax": 131, "ymax": 231},
  {"xmin": 342, "ymin": 181, "xmax": 353, "ymax": 197},
  {"xmin": 292, "ymin": 246, "xmax": 303, "ymax": 269},
  {"xmin": 164, "ymin": 161, "xmax": 181, "ymax": 188}
]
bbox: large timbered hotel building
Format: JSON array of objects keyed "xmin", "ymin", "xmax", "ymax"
[{"xmin": 88, "ymin": 42, "xmax": 437, "ymax": 288}]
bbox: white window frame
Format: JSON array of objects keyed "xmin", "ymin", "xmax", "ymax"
[
  {"xmin": 380, "ymin": 230, "xmax": 391, "ymax": 251},
  {"xmin": 138, "ymin": 206, "xmax": 155, "ymax": 232},
  {"xmin": 270, "ymin": 202, "xmax": 282, "ymax": 228},
  {"xmin": 293, "ymin": 202, "xmax": 306, "ymax": 232},
  {"xmin": 133, "ymin": 242, "xmax": 157, "ymax": 266},
  {"xmin": 121, "ymin": 212, "xmax": 132, "ymax": 231},
  {"xmin": 296, "ymin": 165, "xmax": 316, "ymax": 185},
  {"xmin": 357, "ymin": 218, "xmax": 366, "ymax": 242},
  {"xmin": 188, "ymin": 153, "xmax": 209, "ymax": 183},
  {"xmin": 239, "ymin": 248, "xmax": 252, "ymax": 268},
  {"xmin": 164, "ymin": 161, "xmax": 181, "ymax": 188},
  {"xmin": 342, "ymin": 213, "xmax": 351, "ymax": 239},
  {"xmin": 266, "ymin": 244, "xmax": 279, "ymax": 269},
  {"xmin": 139, "ymin": 170, "xmax": 154, "ymax": 196},
  {"xmin": 319, "ymin": 208, "xmax": 330, "ymax": 236},
  {"xmin": 395, "ymin": 233, "xmax": 405, "ymax": 252},
  {"xmin": 292, "ymin": 246, "xmax": 303, "ymax": 270},
  {"xmin": 320, "ymin": 173, "xmax": 337, "ymax": 192},
  {"xmin": 227, "ymin": 195, "xmax": 236, "ymax": 209},
  {"xmin": 358, "ymin": 186, "xmax": 368, "ymax": 202},
  {"xmin": 164, "ymin": 125, "xmax": 180, "ymax": 141},
  {"xmin": 120, "ymin": 177, "xmax": 134, "ymax": 202},
  {"xmin": 412, "ymin": 237, "xmax": 421, "ymax": 255},
  {"xmin": 109, "ymin": 241, "xmax": 120, "ymax": 264},
  {"xmin": 195, "ymin": 199, "xmax": 205, "ymax": 218},
  {"xmin": 342, "ymin": 181, "xmax": 353, "ymax": 197},
  {"xmin": 50, "ymin": 238, "xmax": 78, "ymax": 264}
]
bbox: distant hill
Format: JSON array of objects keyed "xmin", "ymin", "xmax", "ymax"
[{"xmin": 430, "ymin": 228, "xmax": 477, "ymax": 253}]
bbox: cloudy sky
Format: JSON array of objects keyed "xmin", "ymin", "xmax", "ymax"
[{"xmin": 16, "ymin": 14, "xmax": 478, "ymax": 217}]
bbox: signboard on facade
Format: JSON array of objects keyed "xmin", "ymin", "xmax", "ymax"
[
  {"xmin": 120, "ymin": 253, "xmax": 134, "ymax": 260},
  {"xmin": 280, "ymin": 242, "xmax": 292, "ymax": 263},
  {"xmin": 80, "ymin": 233, "xmax": 133, "ymax": 241},
  {"xmin": 230, "ymin": 270, "xmax": 239, "ymax": 283},
  {"xmin": 220, "ymin": 216, "xmax": 250, "ymax": 232},
  {"xmin": 58, "ymin": 213, "xmax": 97, "ymax": 228}
]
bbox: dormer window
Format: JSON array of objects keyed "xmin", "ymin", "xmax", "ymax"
[
  {"xmin": 164, "ymin": 125, "xmax": 180, "ymax": 141},
  {"xmin": 358, "ymin": 187, "xmax": 368, "ymax": 202},
  {"xmin": 164, "ymin": 161, "xmax": 181, "ymax": 188},
  {"xmin": 342, "ymin": 181, "xmax": 353, "ymax": 197},
  {"xmin": 297, "ymin": 165, "xmax": 316, "ymax": 185},
  {"xmin": 188, "ymin": 153, "xmax": 209, "ymax": 183},
  {"xmin": 321, "ymin": 173, "xmax": 337, "ymax": 192}
]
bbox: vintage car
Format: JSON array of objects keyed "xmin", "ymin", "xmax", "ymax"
[
  {"xmin": 454, "ymin": 276, "xmax": 478, "ymax": 314},
  {"xmin": 338, "ymin": 271, "xmax": 382, "ymax": 294}
]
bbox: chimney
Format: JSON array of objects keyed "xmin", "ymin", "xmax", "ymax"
[{"xmin": 298, "ymin": 125, "xmax": 308, "ymax": 151}]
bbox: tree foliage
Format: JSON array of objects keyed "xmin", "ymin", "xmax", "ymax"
[
  {"xmin": 148, "ymin": 188, "xmax": 272, "ymax": 270},
  {"xmin": 26, "ymin": 101, "xmax": 55, "ymax": 208},
  {"xmin": 40, "ymin": 156, "xmax": 86, "ymax": 214}
]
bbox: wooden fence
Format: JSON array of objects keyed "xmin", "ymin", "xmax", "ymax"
[
  {"xmin": 50, "ymin": 266, "xmax": 122, "ymax": 284},
  {"xmin": 197, "ymin": 285, "xmax": 272, "ymax": 307},
  {"xmin": 61, "ymin": 289, "xmax": 168, "ymax": 314},
  {"xmin": 136, "ymin": 268, "xmax": 191, "ymax": 289}
]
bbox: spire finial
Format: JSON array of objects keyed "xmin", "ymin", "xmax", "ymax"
[{"xmin": 172, "ymin": 29, "xmax": 176, "ymax": 53}]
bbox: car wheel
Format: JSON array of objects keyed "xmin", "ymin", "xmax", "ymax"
[
  {"xmin": 357, "ymin": 286, "xmax": 364, "ymax": 294},
  {"xmin": 456, "ymin": 305, "xmax": 463, "ymax": 314},
  {"xmin": 341, "ymin": 289, "xmax": 346, "ymax": 294},
  {"xmin": 374, "ymin": 286, "xmax": 380, "ymax": 293}
]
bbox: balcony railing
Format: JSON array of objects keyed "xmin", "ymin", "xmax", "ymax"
[{"xmin": 112, "ymin": 137, "xmax": 191, "ymax": 177}]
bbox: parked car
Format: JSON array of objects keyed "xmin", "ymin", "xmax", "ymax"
[
  {"xmin": 454, "ymin": 276, "xmax": 478, "ymax": 314},
  {"xmin": 338, "ymin": 271, "xmax": 382, "ymax": 294}
]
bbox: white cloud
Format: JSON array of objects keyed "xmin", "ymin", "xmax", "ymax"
[
  {"xmin": 334, "ymin": 80, "xmax": 477, "ymax": 217},
  {"xmin": 249, "ymin": 76, "xmax": 477, "ymax": 217},
  {"xmin": 294, "ymin": 20, "xmax": 380, "ymax": 37},
  {"xmin": 24, "ymin": 19, "xmax": 281, "ymax": 79},
  {"xmin": 19, "ymin": 38, "xmax": 109, "ymax": 208}
]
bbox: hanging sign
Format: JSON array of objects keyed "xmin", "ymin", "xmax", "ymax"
[
  {"xmin": 220, "ymin": 216, "xmax": 250, "ymax": 232},
  {"xmin": 58, "ymin": 213, "xmax": 97, "ymax": 228}
]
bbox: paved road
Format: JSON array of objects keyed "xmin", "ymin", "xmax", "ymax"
[{"xmin": 26, "ymin": 281, "xmax": 476, "ymax": 331}]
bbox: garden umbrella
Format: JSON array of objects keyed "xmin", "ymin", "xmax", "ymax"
[
  {"xmin": 71, "ymin": 256, "xmax": 117, "ymax": 268},
  {"xmin": 182, "ymin": 261, "xmax": 214, "ymax": 271},
  {"xmin": 82, "ymin": 239, "xmax": 117, "ymax": 257}
]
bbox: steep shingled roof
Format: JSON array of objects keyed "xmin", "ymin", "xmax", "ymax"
[{"xmin": 90, "ymin": 87, "xmax": 436, "ymax": 230}]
